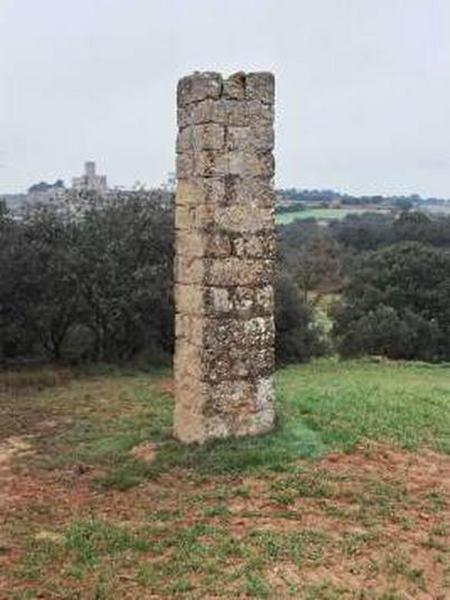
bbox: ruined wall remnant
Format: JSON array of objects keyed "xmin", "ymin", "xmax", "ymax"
[{"xmin": 174, "ymin": 71, "xmax": 276, "ymax": 443}]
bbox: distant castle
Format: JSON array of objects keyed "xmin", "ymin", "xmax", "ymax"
[{"xmin": 72, "ymin": 161, "xmax": 107, "ymax": 193}]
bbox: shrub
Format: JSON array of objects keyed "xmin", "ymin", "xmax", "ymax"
[
  {"xmin": 0, "ymin": 192, "xmax": 174, "ymax": 364},
  {"xmin": 333, "ymin": 242, "xmax": 450, "ymax": 361},
  {"xmin": 275, "ymin": 271, "xmax": 323, "ymax": 364}
]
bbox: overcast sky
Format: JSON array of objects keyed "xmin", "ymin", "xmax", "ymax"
[{"xmin": 1, "ymin": 0, "xmax": 450, "ymax": 197}]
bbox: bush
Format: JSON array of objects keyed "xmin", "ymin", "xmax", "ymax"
[
  {"xmin": 333, "ymin": 242, "xmax": 450, "ymax": 361},
  {"xmin": 274, "ymin": 271, "xmax": 323, "ymax": 364},
  {"xmin": 0, "ymin": 192, "xmax": 174, "ymax": 364},
  {"xmin": 333, "ymin": 305, "xmax": 442, "ymax": 360}
]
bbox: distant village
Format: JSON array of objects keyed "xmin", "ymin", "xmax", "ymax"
[
  {"xmin": 1, "ymin": 161, "xmax": 176, "ymax": 216},
  {"xmin": 2, "ymin": 161, "xmax": 450, "ymax": 222}
]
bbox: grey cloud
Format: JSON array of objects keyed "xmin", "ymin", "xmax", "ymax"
[{"xmin": 1, "ymin": 0, "xmax": 449, "ymax": 196}]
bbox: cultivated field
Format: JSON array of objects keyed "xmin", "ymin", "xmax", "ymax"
[
  {"xmin": 275, "ymin": 208, "xmax": 390, "ymax": 225},
  {"xmin": 1, "ymin": 359, "xmax": 449, "ymax": 599}
]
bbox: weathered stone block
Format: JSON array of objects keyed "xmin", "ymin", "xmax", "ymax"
[
  {"xmin": 201, "ymin": 343, "xmax": 274, "ymax": 381},
  {"xmin": 173, "ymin": 341, "xmax": 203, "ymax": 381},
  {"xmin": 252, "ymin": 124, "xmax": 275, "ymax": 152},
  {"xmin": 175, "ymin": 283, "xmax": 204, "ymax": 315},
  {"xmin": 223, "ymin": 72, "xmax": 246, "ymax": 100},
  {"xmin": 206, "ymin": 257, "xmax": 274, "ymax": 287},
  {"xmin": 247, "ymin": 100, "xmax": 274, "ymax": 126},
  {"xmin": 174, "ymin": 255, "xmax": 205, "ymax": 285},
  {"xmin": 173, "ymin": 378, "xmax": 210, "ymax": 443},
  {"xmin": 225, "ymin": 126, "xmax": 251, "ymax": 151},
  {"xmin": 193, "ymin": 151, "xmax": 228, "ymax": 178},
  {"xmin": 193, "ymin": 124, "xmax": 225, "ymax": 151},
  {"xmin": 209, "ymin": 287, "xmax": 233, "ymax": 313},
  {"xmin": 176, "ymin": 230, "xmax": 205, "ymax": 257},
  {"xmin": 176, "ymin": 179, "xmax": 206, "ymax": 207},
  {"xmin": 175, "ymin": 153, "xmax": 194, "ymax": 179},
  {"xmin": 176, "ymin": 127, "xmax": 193, "ymax": 154},
  {"xmin": 243, "ymin": 315, "xmax": 276, "ymax": 347},
  {"xmin": 174, "ymin": 204, "xmax": 192, "ymax": 230},
  {"xmin": 233, "ymin": 231, "xmax": 277, "ymax": 259},
  {"xmin": 177, "ymin": 124, "xmax": 225, "ymax": 153},
  {"xmin": 231, "ymin": 286, "xmax": 253, "ymax": 314},
  {"xmin": 227, "ymin": 150, "xmax": 274, "ymax": 178},
  {"xmin": 202, "ymin": 315, "xmax": 275, "ymax": 352},
  {"xmin": 226, "ymin": 125, "xmax": 275, "ymax": 152},
  {"xmin": 246, "ymin": 72, "xmax": 275, "ymax": 105},
  {"xmin": 224, "ymin": 100, "xmax": 248, "ymax": 126},
  {"xmin": 174, "ymin": 71, "xmax": 276, "ymax": 444},
  {"xmin": 176, "ymin": 178, "xmax": 226, "ymax": 207},
  {"xmin": 235, "ymin": 177, "xmax": 275, "ymax": 208},
  {"xmin": 177, "ymin": 72, "xmax": 222, "ymax": 106},
  {"xmin": 202, "ymin": 178, "xmax": 226, "ymax": 204},
  {"xmin": 175, "ymin": 314, "xmax": 204, "ymax": 346},
  {"xmin": 191, "ymin": 98, "xmax": 227, "ymax": 125},
  {"xmin": 203, "ymin": 380, "xmax": 256, "ymax": 415},
  {"xmin": 174, "ymin": 373, "xmax": 275, "ymax": 442},
  {"xmin": 176, "ymin": 230, "xmax": 232, "ymax": 258},
  {"xmin": 175, "ymin": 284, "xmax": 274, "ymax": 320},
  {"xmin": 203, "ymin": 377, "xmax": 276, "ymax": 437},
  {"xmin": 254, "ymin": 285, "xmax": 275, "ymax": 314},
  {"xmin": 177, "ymin": 105, "xmax": 191, "ymax": 129},
  {"xmin": 205, "ymin": 231, "xmax": 232, "ymax": 257},
  {"xmin": 175, "ymin": 203, "xmax": 215, "ymax": 231},
  {"xmin": 213, "ymin": 205, "xmax": 274, "ymax": 233}
]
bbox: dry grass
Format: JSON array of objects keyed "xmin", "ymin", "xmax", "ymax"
[{"xmin": 0, "ymin": 366, "xmax": 73, "ymax": 394}]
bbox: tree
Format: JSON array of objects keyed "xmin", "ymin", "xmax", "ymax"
[
  {"xmin": 28, "ymin": 179, "xmax": 65, "ymax": 194},
  {"xmin": 76, "ymin": 193, "xmax": 174, "ymax": 361},
  {"xmin": 0, "ymin": 206, "xmax": 84, "ymax": 360},
  {"xmin": 280, "ymin": 226, "xmax": 342, "ymax": 302},
  {"xmin": 333, "ymin": 242, "xmax": 450, "ymax": 361},
  {"xmin": 330, "ymin": 212, "xmax": 395, "ymax": 251},
  {"xmin": 0, "ymin": 191, "xmax": 174, "ymax": 364},
  {"xmin": 274, "ymin": 270, "xmax": 323, "ymax": 364}
]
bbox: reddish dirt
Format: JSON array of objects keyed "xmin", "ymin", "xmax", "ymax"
[{"xmin": 0, "ymin": 440, "xmax": 449, "ymax": 598}]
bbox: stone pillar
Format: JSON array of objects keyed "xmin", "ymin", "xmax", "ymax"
[{"xmin": 174, "ymin": 71, "xmax": 276, "ymax": 443}]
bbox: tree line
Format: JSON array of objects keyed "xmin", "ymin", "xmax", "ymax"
[
  {"xmin": 0, "ymin": 193, "xmax": 173, "ymax": 365},
  {"xmin": 279, "ymin": 210, "xmax": 450, "ymax": 362},
  {"xmin": 277, "ymin": 188, "xmax": 448, "ymax": 209},
  {"xmin": 1, "ymin": 194, "xmax": 449, "ymax": 366}
]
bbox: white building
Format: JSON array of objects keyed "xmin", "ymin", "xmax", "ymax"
[{"xmin": 72, "ymin": 161, "xmax": 107, "ymax": 193}]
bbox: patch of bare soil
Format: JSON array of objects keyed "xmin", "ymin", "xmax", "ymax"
[
  {"xmin": 1, "ymin": 442, "xmax": 449, "ymax": 598},
  {"xmin": 0, "ymin": 435, "xmax": 37, "ymax": 511},
  {"xmin": 0, "ymin": 436, "xmax": 34, "ymax": 468},
  {"xmin": 322, "ymin": 442, "xmax": 450, "ymax": 494}
]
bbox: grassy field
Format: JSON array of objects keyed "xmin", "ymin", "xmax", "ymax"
[
  {"xmin": 1, "ymin": 359, "xmax": 449, "ymax": 598},
  {"xmin": 424, "ymin": 204, "xmax": 450, "ymax": 216},
  {"xmin": 276, "ymin": 208, "xmax": 389, "ymax": 225}
]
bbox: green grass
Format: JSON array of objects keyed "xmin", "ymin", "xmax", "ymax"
[
  {"xmin": 33, "ymin": 358, "xmax": 450, "ymax": 489},
  {"xmin": 3, "ymin": 358, "xmax": 450, "ymax": 598},
  {"xmin": 276, "ymin": 207, "xmax": 389, "ymax": 225},
  {"xmin": 19, "ymin": 519, "xmax": 333, "ymax": 598},
  {"xmin": 278, "ymin": 358, "xmax": 450, "ymax": 455},
  {"xmin": 147, "ymin": 358, "xmax": 450, "ymax": 480}
]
